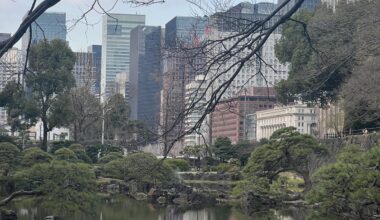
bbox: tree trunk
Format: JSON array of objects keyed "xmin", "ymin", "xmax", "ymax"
[
  {"xmin": 42, "ymin": 119, "xmax": 49, "ymax": 151},
  {"xmin": 0, "ymin": 191, "xmax": 39, "ymax": 207},
  {"xmin": 302, "ymin": 172, "xmax": 312, "ymax": 192}
]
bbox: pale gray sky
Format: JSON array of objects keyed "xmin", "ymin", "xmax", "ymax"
[{"xmin": 0, "ymin": 0, "xmax": 275, "ymax": 51}]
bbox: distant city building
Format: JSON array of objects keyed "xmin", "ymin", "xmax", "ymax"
[
  {"xmin": 165, "ymin": 16, "xmax": 208, "ymax": 48},
  {"xmin": 0, "ymin": 48, "xmax": 23, "ymax": 129},
  {"xmin": 100, "ymin": 14, "xmax": 145, "ymax": 102},
  {"xmin": 206, "ymin": 30, "xmax": 288, "ymax": 100},
  {"xmin": 22, "ymin": 12, "xmax": 67, "ymax": 51},
  {"xmin": 130, "ymin": 26, "xmax": 162, "ymax": 123},
  {"xmin": 87, "ymin": 45, "xmax": 102, "ymax": 97},
  {"xmin": 115, "ymin": 73, "xmax": 127, "ymax": 99},
  {"xmin": 29, "ymin": 120, "xmax": 70, "ymax": 142},
  {"xmin": 0, "ymin": 33, "xmax": 10, "ymax": 42},
  {"xmin": 321, "ymin": 0, "xmax": 358, "ymax": 12},
  {"xmin": 278, "ymin": 0, "xmax": 321, "ymax": 14},
  {"xmin": 184, "ymin": 75, "xmax": 209, "ymax": 147},
  {"xmin": 72, "ymin": 52, "xmax": 95, "ymax": 92},
  {"xmin": 205, "ymin": 2, "xmax": 289, "ymax": 101},
  {"xmin": 161, "ymin": 16, "xmax": 208, "ymax": 149},
  {"xmin": 212, "ymin": 87, "xmax": 277, "ymax": 144},
  {"xmin": 130, "ymin": 25, "xmax": 162, "ymax": 129},
  {"xmin": 256, "ymin": 104, "xmax": 318, "ymax": 140},
  {"xmin": 211, "ymin": 2, "xmax": 280, "ymax": 32}
]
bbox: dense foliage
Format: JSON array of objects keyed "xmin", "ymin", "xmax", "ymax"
[
  {"xmin": 234, "ymin": 127, "xmax": 327, "ymax": 203},
  {"xmin": 15, "ymin": 161, "xmax": 97, "ymax": 215},
  {"xmin": 306, "ymin": 144, "xmax": 380, "ymax": 219},
  {"xmin": 0, "ymin": 142, "xmax": 20, "ymax": 176},
  {"xmin": 102, "ymin": 152, "xmax": 178, "ymax": 186},
  {"xmin": 275, "ymin": 1, "xmax": 380, "ymax": 129},
  {"xmin": 54, "ymin": 147, "xmax": 78, "ymax": 162},
  {"xmin": 164, "ymin": 159, "xmax": 190, "ymax": 171},
  {"xmin": 21, "ymin": 147, "xmax": 52, "ymax": 167}
]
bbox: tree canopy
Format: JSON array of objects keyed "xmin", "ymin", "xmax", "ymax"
[
  {"xmin": 275, "ymin": 1, "xmax": 380, "ymax": 129},
  {"xmin": 306, "ymin": 144, "xmax": 380, "ymax": 219}
]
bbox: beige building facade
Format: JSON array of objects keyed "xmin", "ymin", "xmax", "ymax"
[{"xmin": 256, "ymin": 104, "xmax": 318, "ymax": 140}]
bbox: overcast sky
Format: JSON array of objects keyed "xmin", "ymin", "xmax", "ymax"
[{"xmin": 0, "ymin": 0, "xmax": 275, "ymax": 51}]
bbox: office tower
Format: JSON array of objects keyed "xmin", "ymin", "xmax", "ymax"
[
  {"xmin": 165, "ymin": 16, "xmax": 208, "ymax": 48},
  {"xmin": 184, "ymin": 75, "xmax": 209, "ymax": 147},
  {"xmin": 160, "ymin": 17, "xmax": 208, "ymax": 151},
  {"xmin": 278, "ymin": 0, "xmax": 321, "ymax": 14},
  {"xmin": 72, "ymin": 52, "xmax": 96, "ymax": 93},
  {"xmin": 130, "ymin": 26, "xmax": 162, "ymax": 127},
  {"xmin": 100, "ymin": 14, "xmax": 145, "ymax": 102},
  {"xmin": 0, "ymin": 48, "xmax": 23, "ymax": 128},
  {"xmin": 21, "ymin": 12, "xmax": 67, "ymax": 51},
  {"xmin": 87, "ymin": 45, "xmax": 102, "ymax": 97},
  {"xmin": 205, "ymin": 2, "xmax": 288, "ymax": 100},
  {"xmin": 211, "ymin": 87, "xmax": 277, "ymax": 144},
  {"xmin": 211, "ymin": 2, "xmax": 280, "ymax": 32}
]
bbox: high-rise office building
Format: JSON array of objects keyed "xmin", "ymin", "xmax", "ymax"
[
  {"xmin": 72, "ymin": 52, "xmax": 97, "ymax": 94},
  {"xmin": 165, "ymin": 16, "xmax": 208, "ymax": 48},
  {"xmin": 21, "ymin": 12, "xmax": 67, "ymax": 51},
  {"xmin": 88, "ymin": 45, "xmax": 102, "ymax": 97},
  {"xmin": 184, "ymin": 75, "xmax": 209, "ymax": 146},
  {"xmin": 0, "ymin": 48, "xmax": 23, "ymax": 128},
  {"xmin": 130, "ymin": 26, "xmax": 162, "ymax": 127},
  {"xmin": 277, "ymin": 0, "xmax": 321, "ymax": 14},
  {"xmin": 211, "ymin": 2, "xmax": 280, "ymax": 32},
  {"xmin": 206, "ymin": 2, "xmax": 288, "ymax": 100},
  {"xmin": 161, "ymin": 16, "xmax": 208, "ymax": 149},
  {"xmin": 100, "ymin": 14, "xmax": 145, "ymax": 102}
]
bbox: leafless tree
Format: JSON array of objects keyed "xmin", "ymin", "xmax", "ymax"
[{"xmin": 0, "ymin": 0, "xmax": 308, "ymax": 157}]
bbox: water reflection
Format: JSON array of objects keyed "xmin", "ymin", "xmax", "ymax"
[{"xmin": 11, "ymin": 196, "xmax": 343, "ymax": 220}]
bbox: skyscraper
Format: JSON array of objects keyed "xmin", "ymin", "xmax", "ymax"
[
  {"xmin": 277, "ymin": 0, "xmax": 321, "ymax": 14},
  {"xmin": 206, "ymin": 2, "xmax": 289, "ymax": 100},
  {"xmin": 165, "ymin": 16, "xmax": 208, "ymax": 48},
  {"xmin": 88, "ymin": 45, "xmax": 102, "ymax": 97},
  {"xmin": 0, "ymin": 48, "xmax": 23, "ymax": 128},
  {"xmin": 100, "ymin": 14, "xmax": 145, "ymax": 102},
  {"xmin": 130, "ymin": 26, "xmax": 162, "ymax": 126},
  {"xmin": 161, "ymin": 16, "xmax": 208, "ymax": 149},
  {"xmin": 21, "ymin": 12, "xmax": 67, "ymax": 51}
]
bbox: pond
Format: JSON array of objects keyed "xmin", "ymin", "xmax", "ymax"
[{"xmin": 11, "ymin": 196, "xmax": 342, "ymax": 220}]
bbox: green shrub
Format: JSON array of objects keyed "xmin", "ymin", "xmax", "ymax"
[
  {"xmin": 98, "ymin": 152, "xmax": 123, "ymax": 164},
  {"xmin": 54, "ymin": 148, "xmax": 78, "ymax": 162},
  {"xmin": 0, "ymin": 142, "xmax": 20, "ymax": 175},
  {"xmin": 68, "ymin": 144, "xmax": 91, "ymax": 163},
  {"xmin": 102, "ymin": 152, "xmax": 178, "ymax": 186},
  {"xmin": 15, "ymin": 160, "xmax": 97, "ymax": 214},
  {"xmin": 215, "ymin": 163, "xmax": 240, "ymax": 174},
  {"xmin": 50, "ymin": 140, "xmax": 74, "ymax": 153},
  {"xmin": 164, "ymin": 159, "xmax": 189, "ymax": 171},
  {"xmin": 22, "ymin": 147, "xmax": 52, "ymax": 167}
]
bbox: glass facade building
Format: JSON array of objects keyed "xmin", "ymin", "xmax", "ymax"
[
  {"xmin": 22, "ymin": 12, "xmax": 67, "ymax": 51},
  {"xmin": 165, "ymin": 16, "xmax": 208, "ymax": 48},
  {"xmin": 130, "ymin": 26, "xmax": 162, "ymax": 125},
  {"xmin": 100, "ymin": 14, "xmax": 145, "ymax": 101}
]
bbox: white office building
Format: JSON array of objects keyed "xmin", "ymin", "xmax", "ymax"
[
  {"xmin": 205, "ymin": 30, "xmax": 289, "ymax": 100},
  {"xmin": 256, "ymin": 104, "xmax": 318, "ymax": 140},
  {"xmin": 0, "ymin": 47, "xmax": 23, "ymax": 130},
  {"xmin": 184, "ymin": 75, "xmax": 209, "ymax": 146},
  {"xmin": 101, "ymin": 13, "xmax": 145, "ymax": 102}
]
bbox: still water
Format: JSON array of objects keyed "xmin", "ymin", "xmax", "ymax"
[{"xmin": 11, "ymin": 196, "xmax": 336, "ymax": 220}]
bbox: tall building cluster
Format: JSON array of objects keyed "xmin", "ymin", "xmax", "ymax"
[{"xmin": 0, "ymin": 0, "xmax": 344, "ymax": 154}]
